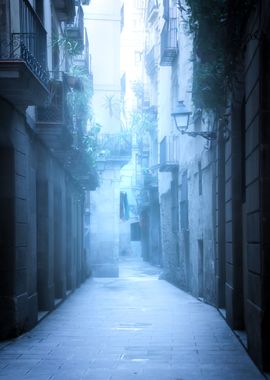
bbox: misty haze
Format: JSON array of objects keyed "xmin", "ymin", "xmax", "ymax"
[{"xmin": 0, "ymin": 0, "xmax": 269, "ymax": 379}]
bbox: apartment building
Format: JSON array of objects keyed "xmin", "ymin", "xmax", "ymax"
[
  {"xmin": 0, "ymin": 0, "xmax": 97, "ymax": 338},
  {"xmin": 142, "ymin": 0, "xmax": 270, "ymax": 371}
]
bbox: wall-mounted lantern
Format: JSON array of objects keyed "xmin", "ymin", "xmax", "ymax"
[
  {"xmin": 171, "ymin": 101, "xmax": 217, "ymax": 141},
  {"xmin": 171, "ymin": 101, "xmax": 191, "ymax": 131}
]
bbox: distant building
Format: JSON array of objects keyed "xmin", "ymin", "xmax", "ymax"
[
  {"xmin": 0, "ymin": 0, "xmax": 97, "ymax": 338},
  {"xmin": 119, "ymin": 0, "xmax": 147, "ymax": 258},
  {"xmin": 84, "ymin": 0, "xmax": 131, "ymax": 276}
]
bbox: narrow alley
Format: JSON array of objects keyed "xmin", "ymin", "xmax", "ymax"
[{"xmin": 0, "ymin": 257, "xmax": 264, "ymax": 380}]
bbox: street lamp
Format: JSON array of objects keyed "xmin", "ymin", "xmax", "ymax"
[
  {"xmin": 171, "ymin": 101, "xmax": 191, "ymax": 131},
  {"xmin": 171, "ymin": 101, "xmax": 217, "ymax": 141}
]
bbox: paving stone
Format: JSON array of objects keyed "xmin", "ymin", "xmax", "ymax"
[{"xmin": 0, "ymin": 257, "xmax": 265, "ymax": 380}]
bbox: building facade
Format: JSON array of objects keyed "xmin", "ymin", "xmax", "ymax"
[
  {"xmin": 0, "ymin": 0, "xmax": 97, "ymax": 338},
  {"xmin": 214, "ymin": 0, "xmax": 270, "ymax": 370},
  {"xmin": 142, "ymin": 0, "xmax": 216, "ymax": 301},
  {"xmin": 141, "ymin": 0, "xmax": 270, "ymax": 372}
]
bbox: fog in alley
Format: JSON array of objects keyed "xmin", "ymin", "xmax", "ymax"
[{"xmin": 0, "ymin": 0, "xmax": 269, "ymax": 379}]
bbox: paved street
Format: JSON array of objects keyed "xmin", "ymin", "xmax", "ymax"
[{"xmin": 0, "ymin": 257, "xmax": 265, "ymax": 380}]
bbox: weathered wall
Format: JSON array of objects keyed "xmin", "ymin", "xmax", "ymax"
[
  {"xmin": 160, "ymin": 190, "xmax": 179, "ymax": 283},
  {"xmin": 0, "ymin": 99, "xmax": 87, "ymax": 338},
  {"xmin": 177, "ymin": 152, "xmax": 216, "ymax": 304},
  {"xmin": 243, "ymin": 2, "xmax": 270, "ymax": 370},
  {"xmin": 215, "ymin": 1, "xmax": 270, "ymax": 370},
  {"xmin": 148, "ymin": 189, "xmax": 161, "ymax": 266}
]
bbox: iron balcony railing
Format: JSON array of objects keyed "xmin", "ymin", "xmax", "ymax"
[
  {"xmin": 73, "ymin": 29, "xmax": 91, "ymax": 75},
  {"xmin": 160, "ymin": 13, "xmax": 178, "ymax": 66},
  {"xmin": 36, "ymin": 72, "xmax": 71, "ymax": 125},
  {"xmin": 159, "ymin": 136, "xmax": 178, "ymax": 172},
  {"xmin": 145, "ymin": 44, "xmax": 158, "ymax": 76},
  {"xmin": 97, "ymin": 133, "xmax": 132, "ymax": 160},
  {"xmin": 0, "ymin": 0, "xmax": 49, "ymax": 86},
  {"xmin": 65, "ymin": 5, "xmax": 84, "ymax": 52}
]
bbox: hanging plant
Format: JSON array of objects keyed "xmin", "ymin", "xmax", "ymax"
[
  {"xmin": 66, "ymin": 65, "xmax": 93, "ymax": 124},
  {"xmin": 178, "ymin": 0, "xmax": 256, "ymax": 112},
  {"xmin": 52, "ymin": 35, "xmax": 83, "ymax": 58},
  {"xmin": 129, "ymin": 108, "xmax": 157, "ymax": 135}
]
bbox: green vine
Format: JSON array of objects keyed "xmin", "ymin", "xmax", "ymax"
[
  {"xmin": 80, "ymin": 125, "xmax": 100, "ymax": 166},
  {"xmin": 130, "ymin": 80, "xmax": 157, "ymax": 135},
  {"xmin": 178, "ymin": 0, "xmax": 256, "ymax": 112},
  {"xmin": 66, "ymin": 66, "xmax": 93, "ymax": 126},
  {"xmin": 129, "ymin": 108, "xmax": 157, "ymax": 135}
]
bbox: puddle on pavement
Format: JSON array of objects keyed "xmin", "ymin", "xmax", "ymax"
[
  {"xmin": 112, "ymin": 322, "xmax": 152, "ymax": 331},
  {"xmin": 120, "ymin": 354, "xmax": 149, "ymax": 362}
]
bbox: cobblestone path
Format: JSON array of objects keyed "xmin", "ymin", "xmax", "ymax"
[{"xmin": 0, "ymin": 257, "xmax": 265, "ymax": 380}]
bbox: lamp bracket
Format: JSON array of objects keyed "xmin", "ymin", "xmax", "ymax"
[{"xmin": 181, "ymin": 130, "xmax": 217, "ymax": 141}]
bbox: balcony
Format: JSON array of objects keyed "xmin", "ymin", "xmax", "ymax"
[
  {"xmin": 73, "ymin": 29, "xmax": 92, "ymax": 76},
  {"xmin": 97, "ymin": 133, "xmax": 132, "ymax": 166},
  {"xmin": 53, "ymin": 0, "xmax": 76, "ymax": 22},
  {"xmin": 145, "ymin": 45, "xmax": 158, "ymax": 76},
  {"xmin": 0, "ymin": 0, "xmax": 49, "ymax": 106},
  {"xmin": 36, "ymin": 72, "xmax": 73, "ymax": 150},
  {"xmin": 144, "ymin": 171, "xmax": 158, "ymax": 188},
  {"xmin": 160, "ymin": 17, "xmax": 178, "ymax": 66},
  {"xmin": 65, "ymin": 5, "xmax": 84, "ymax": 53},
  {"xmin": 159, "ymin": 136, "xmax": 178, "ymax": 172}
]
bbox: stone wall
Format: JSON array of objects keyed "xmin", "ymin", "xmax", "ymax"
[
  {"xmin": 215, "ymin": 1, "xmax": 270, "ymax": 370},
  {"xmin": 243, "ymin": 2, "xmax": 270, "ymax": 369},
  {"xmin": 0, "ymin": 99, "xmax": 87, "ymax": 338}
]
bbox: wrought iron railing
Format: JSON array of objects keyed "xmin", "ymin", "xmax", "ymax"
[
  {"xmin": 65, "ymin": 5, "xmax": 84, "ymax": 50},
  {"xmin": 97, "ymin": 133, "xmax": 132, "ymax": 160},
  {"xmin": 160, "ymin": 13, "xmax": 178, "ymax": 66},
  {"xmin": 0, "ymin": 0, "xmax": 48, "ymax": 86},
  {"xmin": 73, "ymin": 29, "xmax": 91, "ymax": 75},
  {"xmin": 36, "ymin": 72, "xmax": 70, "ymax": 124}
]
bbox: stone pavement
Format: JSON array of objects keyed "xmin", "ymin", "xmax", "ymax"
[{"xmin": 0, "ymin": 257, "xmax": 266, "ymax": 380}]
